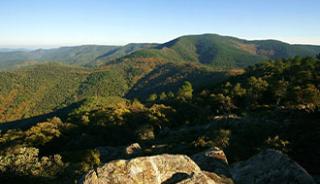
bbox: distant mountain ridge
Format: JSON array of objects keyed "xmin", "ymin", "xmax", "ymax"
[
  {"xmin": 0, "ymin": 43, "xmax": 157, "ymax": 69},
  {"xmin": 0, "ymin": 48, "xmax": 32, "ymax": 52},
  {"xmin": 0, "ymin": 33, "xmax": 319, "ymax": 70},
  {"xmin": 124, "ymin": 34, "xmax": 320, "ymax": 67}
]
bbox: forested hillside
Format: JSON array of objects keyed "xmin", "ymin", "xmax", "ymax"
[
  {"xmin": 0, "ymin": 56, "xmax": 319, "ymax": 183},
  {"xmin": 123, "ymin": 34, "xmax": 320, "ymax": 68},
  {"xmin": 0, "ymin": 60, "xmax": 229, "ymax": 123},
  {"xmin": 125, "ymin": 63, "xmax": 234, "ymax": 100},
  {"xmin": 0, "ymin": 64, "xmax": 89, "ymax": 122}
]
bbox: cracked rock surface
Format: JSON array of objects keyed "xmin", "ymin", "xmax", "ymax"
[{"xmin": 79, "ymin": 154, "xmax": 218, "ymax": 184}]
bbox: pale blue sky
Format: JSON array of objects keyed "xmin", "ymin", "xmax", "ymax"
[{"xmin": 0, "ymin": 0, "xmax": 319, "ymax": 48}]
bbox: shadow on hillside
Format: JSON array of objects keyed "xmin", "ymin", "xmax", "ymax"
[
  {"xmin": 125, "ymin": 63, "xmax": 227, "ymax": 100},
  {"xmin": 125, "ymin": 64, "xmax": 182, "ymax": 99},
  {"xmin": 0, "ymin": 100, "xmax": 85, "ymax": 132}
]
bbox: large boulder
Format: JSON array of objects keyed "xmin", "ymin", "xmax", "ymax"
[
  {"xmin": 230, "ymin": 149, "xmax": 316, "ymax": 184},
  {"xmin": 79, "ymin": 154, "xmax": 218, "ymax": 184},
  {"xmin": 191, "ymin": 147, "xmax": 230, "ymax": 177}
]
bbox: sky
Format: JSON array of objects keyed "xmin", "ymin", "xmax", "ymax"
[{"xmin": 0, "ymin": 0, "xmax": 319, "ymax": 48}]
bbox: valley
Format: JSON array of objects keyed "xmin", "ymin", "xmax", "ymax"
[{"xmin": 0, "ymin": 34, "xmax": 319, "ymax": 184}]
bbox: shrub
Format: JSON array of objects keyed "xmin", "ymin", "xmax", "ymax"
[
  {"xmin": 0, "ymin": 145, "xmax": 64, "ymax": 177},
  {"xmin": 25, "ymin": 117, "xmax": 63, "ymax": 146}
]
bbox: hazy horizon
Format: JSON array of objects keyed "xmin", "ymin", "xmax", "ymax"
[
  {"xmin": 1, "ymin": 0, "xmax": 320, "ymax": 48},
  {"xmin": 1, "ymin": 33, "xmax": 320, "ymax": 50}
]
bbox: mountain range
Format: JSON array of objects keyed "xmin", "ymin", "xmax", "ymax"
[
  {"xmin": 0, "ymin": 33, "xmax": 319, "ymax": 123},
  {"xmin": 0, "ymin": 43, "xmax": 156, "ymax": 69},
  {"xmin": 1, "ymin": 34, "xmax": 320, "ymax": 70}
]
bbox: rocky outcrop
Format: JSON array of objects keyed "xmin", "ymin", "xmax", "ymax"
[
  {"xmin": 80, "ymin": 149, "xmax": 316, "ymax": 184},
  {"xmin": 192, "ymin": 147, "xmax": 230, "ymax": 177},
  {"xmin": 230, "ymin": 149, "xmax": 316, "ymax": 184},
  {"xmin": 79, "ymin": 154, "xmax": 218, "ymax": 184}
]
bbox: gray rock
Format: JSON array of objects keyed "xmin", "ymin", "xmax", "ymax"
[
  {"xmin": 192, "ymin": 147, "xmax": 231, "ymax": 177},
  {"xmin": 230, "ymin": 149, "xmax": 316, "ymax": 184},
  {"xmin": 79, "ymin": 154, "xmax": 218, "ymax": 184}
]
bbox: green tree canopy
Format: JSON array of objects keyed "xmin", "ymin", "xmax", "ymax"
[
  {"xmin": 177, "ymin": 81, "xmax": 193, "ymax": 100},
  {"xmin": 147, "ymin": 93, "xmax": 158, "ymax": 102}
]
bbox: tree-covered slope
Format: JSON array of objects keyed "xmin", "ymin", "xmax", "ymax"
[
  {"xmin": 94, "ymin": 43, "xmax": 158, "ymax": 65},
  {"xmin": 0, "ymin": 64, "xmax": 90, "ymax": 122},
  {"xmin": 0, "ymin": 59, "xmax": 228, "ymax": 123},
  {"xmin": 126, "ymin": 63, "xmax": 231, "ymax": 100},
  {"xmin": 124, "ymin": 34, "xmax": 320, "ymax": 68},
  {"xmin": 0, "ymin": 63, "xmax": 133, "ymax": 122}
]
